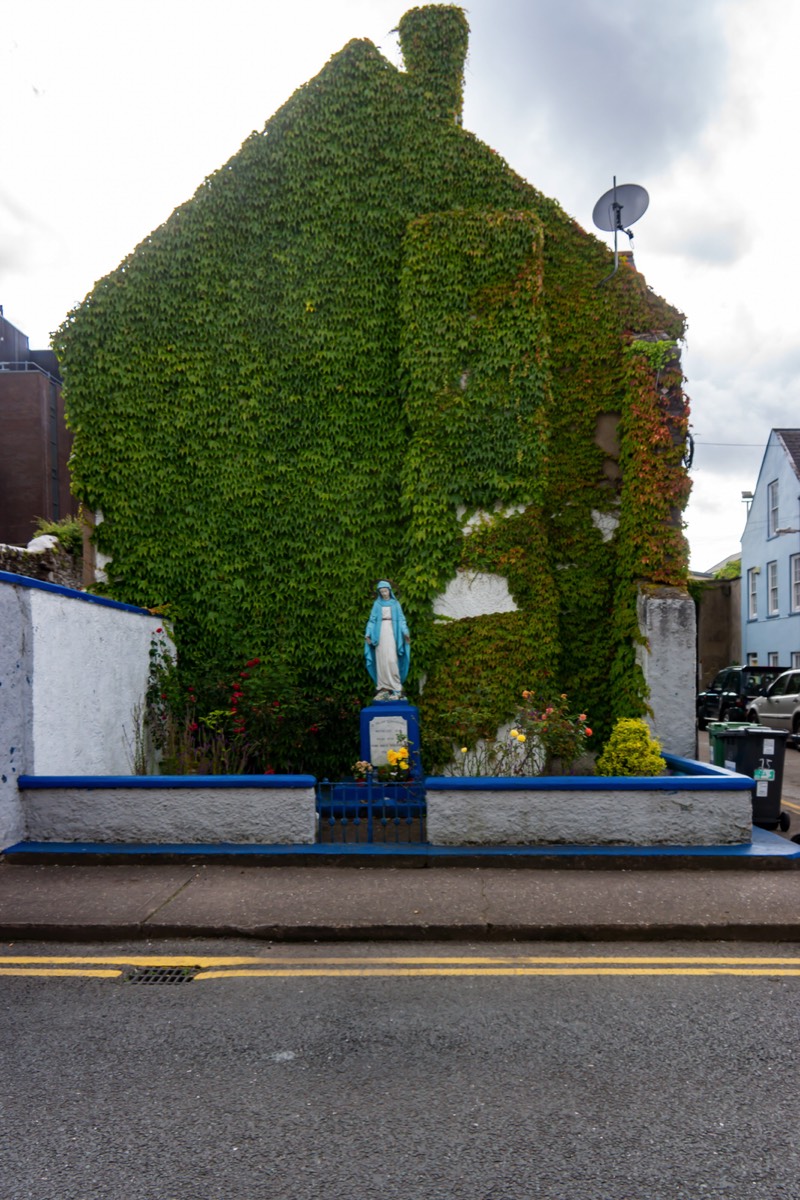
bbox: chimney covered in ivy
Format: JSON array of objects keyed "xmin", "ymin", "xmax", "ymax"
[{"xmin": 398, "ymin": 5, "xmax": 469, "ymax": 124}]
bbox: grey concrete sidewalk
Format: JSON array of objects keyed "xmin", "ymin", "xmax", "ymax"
[{"xmin": 3, "ymin": 861, "xmax": 800, "ymax": 942}]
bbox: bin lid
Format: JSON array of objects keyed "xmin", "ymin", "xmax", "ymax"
[{"xmin": 721, "ymin": 726, "xmax": 788, "ymax": 739}]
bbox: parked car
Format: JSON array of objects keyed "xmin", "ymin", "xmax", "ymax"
[
  {"xmin": 696, "ymin": 665, "xmax": 789, "ymax": 729},
  {"xmin": 746, "ymin": 668, "xmax": 800, "ymax": 745}
]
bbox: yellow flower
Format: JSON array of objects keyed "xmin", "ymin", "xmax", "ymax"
[
  {"xmin": 461, "ymin": 747, "xmax": 468, "ymax": 754},
  {"xmin": 517, "ymin": 734, "xmax": 527, "ymax": 743},
  {"xmin": 510, "ymin": 728, "xmax": 519, "ymax": 739}
]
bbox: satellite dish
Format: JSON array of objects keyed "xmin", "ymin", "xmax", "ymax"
[{"xmin": 592, "ymin": 177, "xmax": 649, "ymax": 284}]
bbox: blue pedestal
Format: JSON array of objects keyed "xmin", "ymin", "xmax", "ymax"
[{"xmin": 360, "ymin": 702, "xmax": 421, "ymax": 775}]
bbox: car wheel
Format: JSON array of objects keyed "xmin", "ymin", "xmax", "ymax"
[{"xmin": 746, "ymin": 710, "xmax": 759, "ymax": 724}]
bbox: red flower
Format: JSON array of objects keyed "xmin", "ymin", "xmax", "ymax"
[
  {"xmin": 246, "ymin": 658, "xmax": 261, "ymax": 667},
  {"xmin": 155, "ymin": 627, "xmax": 163, "ymax": 634},
  {"xmin": 264, "ymin": 767, "xmax": 275, "ymax": 774},
  {"xmin": 240, "ymin": 672, "xmax": 249, "ymax": 679}
]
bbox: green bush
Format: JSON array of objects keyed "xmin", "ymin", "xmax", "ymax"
[
  {"xmin": 34, "ymin": 514, "xmax": 83, "ymax": 557},
  {"xmin": 595, "ymin": 717, "xmax": 666, "ymax": 777},
  {"xmin": 145, "ymin": 630, "xmax": 362, "ymax": 777}
]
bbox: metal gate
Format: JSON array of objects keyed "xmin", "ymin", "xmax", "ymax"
[{"xmin": 316, "ymin": 778, "xmax": 427, "ymax": 845}]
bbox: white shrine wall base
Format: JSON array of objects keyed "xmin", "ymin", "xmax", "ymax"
[
  {"xmin": 425, "ymin": 756, "xmax": 753, "ymax": 846},
  {"xmin": 18, "ymin": 776, "xmax": 317, "ymax": 846}
]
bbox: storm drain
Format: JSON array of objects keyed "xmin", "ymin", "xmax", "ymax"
[{"xmin": 124, "ymin": 965, "xmax": 200, "ymax": 985}]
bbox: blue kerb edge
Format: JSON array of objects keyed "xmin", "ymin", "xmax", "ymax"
[{"xmin": 0, "ymin": 570, "xmax": 152, "ymax": 615}]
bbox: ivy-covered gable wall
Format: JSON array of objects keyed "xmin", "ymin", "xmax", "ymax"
[{"xmin": 57, "ymin": 5, "xmax": 689, "ymax": 766}]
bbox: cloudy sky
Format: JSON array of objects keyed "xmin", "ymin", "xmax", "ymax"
[{"xmin": 2, "ymin": 0, "xmax": 796, "ymax": 571}]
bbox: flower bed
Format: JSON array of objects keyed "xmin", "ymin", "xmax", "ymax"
[{"xmin": 424, "ymin": 754, "xmax": 754, "ymax": 846}]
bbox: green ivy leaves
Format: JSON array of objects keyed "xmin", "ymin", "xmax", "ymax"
[{"xmin": 55, "ymin": 5, "xmax": 690, "ymax": 760}]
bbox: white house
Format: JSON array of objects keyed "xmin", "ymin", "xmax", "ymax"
[{"xmin": 741, "ymin": 429, "xmax": 800, "ymax": 667}]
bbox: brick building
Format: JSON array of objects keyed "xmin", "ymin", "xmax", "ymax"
[{"xmin": 0, "ymin": 311, "xmax": 72, "ymax": 546}]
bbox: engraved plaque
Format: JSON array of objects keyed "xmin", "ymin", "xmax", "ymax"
[{"xmin": 368, "ymin": 715, "xmax": 408, "ymax": 765}]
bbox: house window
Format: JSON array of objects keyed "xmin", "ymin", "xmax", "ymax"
[
  {"xmin": 793, "ymin": 651, "xmax": 800, "ymax": 669},
  {"xmin": 768, "ymin": 560, "xmax": 779, "ymax": 614},
  {"xmin": 747, "ymin": 652, "xmax": 759, "ymax": 665},
  {"xmin": 768, "ymin": 480, "xmax": 779, "ymax": 537},
  {"xmin": 792, "ymin": 554, "xmax": 800, "ymax": 612},
  {"xmin": 748, "ymin": 568, "xmax": 758, "ymax": 618},
  {"xmin": 768, "ymin": 652, "xmax": 779, "ymax": 666}
]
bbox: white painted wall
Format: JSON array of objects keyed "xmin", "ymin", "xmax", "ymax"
[
  {"xmin": 1, "ymin": 574, "xmax": 156, "ymax": 848},
  {"xmin": 0, "ymin": 580, "xmax": 32, "ymax": 847},
  {"xmin": 426, "ymin": 779, "xmax": 752, "ymax": 845},
  {"xmin": 28, "ymin": 586, "xmax": 155, "ymax": 774},
  {"xmin": 22, "ymin": 782, "xmax": 317, "ymax": 845}
]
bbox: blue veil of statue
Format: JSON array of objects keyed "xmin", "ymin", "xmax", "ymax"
[{"xmin": 364, "ymin": 580, "xmax": 410, "ymax": 685}]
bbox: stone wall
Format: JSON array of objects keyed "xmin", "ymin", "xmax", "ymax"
[{"xmin": 0, "ymin": 541, "xmax": 83, "ymax": 590}]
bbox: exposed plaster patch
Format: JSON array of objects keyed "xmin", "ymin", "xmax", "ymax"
[
  {"xmin": 433, "ymin": 570, "xmax": 518, "ymax": 620},
  {"xmin": 456, "ymin": 503, "xmax": 528, "ymax": 535},
  {"xmin": 591, "ymin": 509, "xmax": 620, "ymax": 542}
]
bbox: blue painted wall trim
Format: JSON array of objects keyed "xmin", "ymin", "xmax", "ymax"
[
  {"xmin": 425, "ymin": 754, "xmax": 752, "ymax": 793},
  {"xmin": 0, "ymin": 569, "xmax": 152, "ymax": 615},
  {"xmin": 18, "ymin": 774, "xmax": 317, "ymax": 790},
  {"xmin": 19, "ymin": 754, "xmax": 748, "ymax": 794}
]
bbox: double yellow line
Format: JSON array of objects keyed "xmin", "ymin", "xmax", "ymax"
[{"xmin": 2, "ymin": 954, "xmax": 800, "ymax": 980}]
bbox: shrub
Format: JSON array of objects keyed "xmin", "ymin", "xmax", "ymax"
[
  {"xmin": 443, "ymin": 690, "xmax": 592, "ymax": 776},
  {"xmin": 595, "ymin": 718, "xmax": 665, "ymax": 777},
  {"xmin": 33, "ymin": 514, "xmax": 83, "ymax": 556},
  {"xmin": 144, "ymin": 629, "xmax": 362, "ymax": 778}
]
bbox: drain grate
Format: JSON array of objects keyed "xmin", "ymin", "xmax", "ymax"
[{"xmin": 124, "ymin": 965, "xmax": 200, "ymax": 985}]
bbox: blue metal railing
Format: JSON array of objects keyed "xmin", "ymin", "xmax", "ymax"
[{"xmin": 316, "ymin": 777, "xmax": 426, "ymax": 845}]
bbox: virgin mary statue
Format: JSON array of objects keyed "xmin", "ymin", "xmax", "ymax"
[{"xmin": 363, "ymin": 580, "xmax": 410, "ymax": 701}]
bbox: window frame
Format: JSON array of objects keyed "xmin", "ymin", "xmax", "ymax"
[
  {"xmin": 748, "ymin": 567, "xmax": 758, "ymax": 619},
  {"xmin": 768, "ymin": 480, "xmax": 779, "ymax": 538},
  {"xmin": 791, "ymin": 554, "xmax": 800, "ymax": 613},
  {"xmin": 767, "ymin": 559, "xmax": 779, "ymax": 615}
]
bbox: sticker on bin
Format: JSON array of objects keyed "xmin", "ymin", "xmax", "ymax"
[
  {"xmin": 754, "ymin": 768, "xmax": 775, "ymax": 780},
  {"xmin": 725, "ymin": 759, "xmax": 736, "ymax": 771},
  {"xmin": 763, "ymin": 739, "xmax": 775, "ymax": 754},
  {"xmin": 756, "ymin": 782, "xmax": 769, "ymax": 796}
]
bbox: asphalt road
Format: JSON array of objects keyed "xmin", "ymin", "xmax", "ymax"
[{"xmin": 2, "ymin": 939, "xmax": 800, "ymax": 1200}]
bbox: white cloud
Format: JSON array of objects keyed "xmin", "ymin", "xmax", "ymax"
[{"xmin": 1, "ymin": 0, "xmax": 797, "ymax": 572}]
